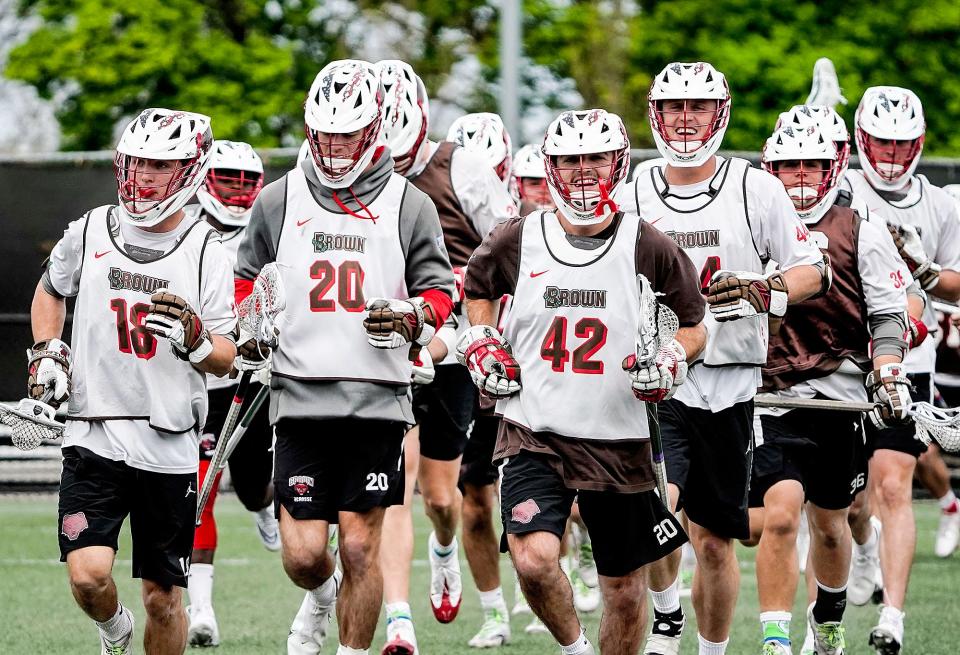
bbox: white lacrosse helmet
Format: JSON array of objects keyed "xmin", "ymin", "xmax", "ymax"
[
  {"xmin": 542, "ymin": 109, "xmax": 631, "ymax": 226},
  {"xmin": 762, "ymin": 122, "xmax": 840, "ymax": 224},
  {"xmin": 195, "ymin": 140, "xmax": 264, "ymax": 227},
  {"xmin": 855, "ymin": 86, "xmax": 925, "ymax": 192},
  {"xmin": 648, "ymin": 62, "xmax": 731, "ymax": 167},
  {"xmin": 447, "ymin": 112, "xmax": 513, "ymax": 183},
  {"xmin": 304, "ymin": 59, "xmax": 384, "ymax": 189},
  {"xmin": 378, "ymin": 59, "xmax": 429, "ymax": 175},
  {"xmin": 114, "ymin": 108, "xmax": 214, "ymax": 228},
  {"xmin": 511, "ymin": 143, "xmax": 553, "ymax": 210},
  {"xmin": 777, "ymin": 104, "xmax": 851, "ymax": 178}
]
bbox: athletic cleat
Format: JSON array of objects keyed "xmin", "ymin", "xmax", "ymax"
[
  {"xmin": 524, "ymin": 615, "xmax": 550, "ymax": 635},
  {"xmin": 382, "ymin": 617, "xmax": 419, "ymax": 655},
  {"xmin": 428, "ymin": 532, "xmax": 462, "ymax": 623},
  {"xmin": 467, "ymin": 607, "xmax": 511, "ymax": 648},
  {"xmin": 644, "ymin": 608, "xmax": 684, "ymax": 655},
  {"xmin": 572, "ymin": 569, "xmax": 601, "ymax": 613},
  {"xmin": 849, "ymin": 518, "xmax": 882, "ymax": 606},
  {"xmin": 934, "ymin": 499, "xmax": 960, "ymax": 558},
  {"xmin": 254, "ymin": 507, "xmax": 281, "ymax": 552},
  {"xmin": 800, "ymin": 618, "xmax": 815, "ymax": 655},
  {"xmin": 762, "ymin": 641, "xmax": 793, "ymax": 655},
  {"xmin": 98, "ymin": 606, "xmax": 134, "ymax": 655},
  {"xmin": 807, "ymin": 604, "xmax": 845, "ymax": 654},
  {"xmin": 287, "ymin": 570, "xmax": 341, "ymax": 655},
  {"xmin": 187, "ymin": 603, "xmax": 221, "ymax": 647},
  {"xmin": 868, "ymin": 606, "xmax": 904, "ymax": 655},
  {"xmin": 577, "ymin": 538, "xmax": 599, "ymax": 588}
]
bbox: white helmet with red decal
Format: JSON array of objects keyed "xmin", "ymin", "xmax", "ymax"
[
  {"xmin": 196, "ymin": 140, "xmax": 264, "ymax": 227},
  {"xmin": 447, "ymin": 112, "xmax": 513, "ymax": 183},
  {"xmin": 377, "ymin": 59, "xmax": 429, "ymax": 175},
  {"xmin": 855, "ymin": 86, "xmax": 925, "ymax": 192},
  {"xmin": 763, "ymin": 122, "xmax": 840, "ymax": 224}
]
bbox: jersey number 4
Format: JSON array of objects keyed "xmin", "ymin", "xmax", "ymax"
[
  {"xmin": 540, "ymin": 316, "xmax": 607, "ymax": 374},
  {"xmin": 309, "ymin": 260, "xmax": 365, "ymax": 312},
  {"xmin": 109, "ymin": 298, "xmax": 157, "ymax": 359}
]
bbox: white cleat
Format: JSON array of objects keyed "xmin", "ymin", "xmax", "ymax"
[
  {"xmin": 800, "ymin": 619, "xmax": 815, "ymax": 655},
  {"xmin": 511, "ymin": 575, "xmax": 531, "ymax": 616},
  {"xmin": 868, "ymin": 606, "xmax": 904, "ymax": 655},
  {"xmin": 848, "ymin": 518, "xmax": 882, "ymax": 606},
  {"xmin": 428, "ymin": 532, "xmax": 462, "ymax": 623},
  {"xmin": 572, "ymin": 570, "xmax": 601, "ymax": 613},
  {"xmin": 761, "ymin": 641, "xmax": 793, "ymax": 655},
  {"xmin": 254, "ymin": 506, "xmax": 281, "ymax": 552},
  {"xmin": 934, "ymin": 500, "xmax": 960, "ymax": 558},
  {"xmin": 187, "ymin": 603, "xmax": 221, "ymax": 647},
  {"xmin": 98, "ymin": 606, "xmax": 134, "ymax": 655},
  {"xmin": 807, "ymin": 603, "xmax": 845, "ymax": 654},
  {"xmin": 572, "ymin": 526, "xmax": 599, "ymax": 589},
  {"xmin": 524, "ymin": 615, "xmax": 550, "ymax": 635},
  {"xmin": 287, "ymin": 570, "xmax": 341, "ymax": 655},
  {"xmin": 644, "ymin": 609, "xmax": 684, "ymax": 655},
  {"xmin": 468, "ymin": 607, "xmax": 511, "ymax": 648},
  {"xmin": 382, "ymin": 617, "xmax": 419, "ymax": 655}
]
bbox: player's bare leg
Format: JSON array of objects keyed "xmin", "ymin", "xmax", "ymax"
[
  {"xmin": 688, "ymin": 521, "xmax": 739, "ymax": 647},
  {"xmin": 847, "ymin": 489, "xmax": 883, "ymax": 607},
  {"xmin": 598, "ymin": 568, "xmax": 649, "ymax": 655},
  {"xmin": 142, "ymin": 579, "xmax": 188, "ymax": 654},
  {"xmin": 67, "ymin": 546, "xmax": 120, "ymax": 621},
  {"xmin": 806, "ymin": 503, "xmax": 851, "ymax": 653},
  {"xmin": 645, "ymin": 484, "xmax": 685, "ymax": 654},
  {"xmin": 463, "ymin": 479, "xmax": 512, "ymax": 646},
  {"xmin": 754, "ymin": 482, "xmax": 802, "ymax": 651},
  {"xmin": 421, "ymin": 453, "xmax": 464, "ymax": 623},
  {"xmin": 338, "ymin": 507, "xmax": 388, "ymax": 649},
  {"xmin": 507, "ymin": 531, "xmax": 581, "ymax": 646},
  {"xmin": 917, "ymin": 443, "xmax": 960, "ymax": 557}
]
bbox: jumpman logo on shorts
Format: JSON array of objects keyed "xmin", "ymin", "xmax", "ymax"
[{"xmin": 185, "ymin": 483, "xmax": 196, "ymax": 498}]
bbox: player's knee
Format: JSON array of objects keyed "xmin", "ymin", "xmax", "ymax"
[
  {"xmin": 462, "ymin": 502, "xmax": 493, "ymax": 535},
  {"xmin": 141, "ymin": 582, "xmax": 181, "ymax": 622},
  {"xmin": 511, "ymin": 547, "xmax": 554, "ymax": 583},
  {"xmin": 693, "ymin": 533, "xmax": 733, "ymax": 568},
  {"xmin": 876, "ymin": 474, "xmax": 910, "ymax": 509},
  {"xmin": 423, "ymin": 490, "xmax": 457, "ymax": 518},
  {"xmin": 338, "ymin": 533, "xmax": 377, "ymax": 573},
  {"xmin": 69, "ymin": 568, "xmax": 112, "ymax": 606},
  {"xmin": 763, "ymin": 505, "xmax": 800, "ymax": 540},
  {"xmin": 282, "ymin": 547, "xmax": 327, "ymax": 584}
]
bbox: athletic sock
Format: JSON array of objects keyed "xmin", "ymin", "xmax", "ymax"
[
  {"xmin": 96, "ymin": 603, "xmax": 132, "ymax": 642},
  {"xmin": 431, "ymin": 532, "xmax": 456, "ymax": 558},
  {"xmin": 385, "ymin": 601, "xmax": 413, "ymax": 624},
  {"xmin": 479, "ymin": 587, "xmax": 507, "ymax": 613},
  {"xmin": 759, "ymin": 611, "xmax": 791, "ymax": 644},
  {"xmin": 650, "ymin": 577, "xmax": 681, "ymax": 614},
  {"xmin": 310, "ymin": 568, "xmax": 341, "ymax": 609},
  {"xmin": 939, "ymin": 490, "xmax": 959, "ymax": 512},
  {"xmin": 697, "ymin": 633, "xmax": 728, "ymax": 655},
  {"xmin": 187, "ymin": 563, "xmax": 214, "ymax": 609},
  {"xmin": 559, "ymin": 628, "xmax": 593, "ymax": 655},
  {"xmin": 336, "ymin": 646, "xmax": 368, "ymax": 655},
  {"xmin": 812, "ymin": 581, "xmax": 847, "ymax": 624}
]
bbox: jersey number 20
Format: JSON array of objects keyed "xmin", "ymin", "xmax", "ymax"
[{"xmin": 309, "ymin": 260, "xmax": 365, "ymax": 312}]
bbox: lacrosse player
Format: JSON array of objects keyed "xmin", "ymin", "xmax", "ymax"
[
  {"xmin": 234, "ymin": 60, "xmax": 454, "ymax": 655},
  {"xmin": 182, "ymin": 139, "xmax": 278, "ymax": 647},
  {"xmin": 844, "ymin": 86, "xmax": 960, "ymax": 653},
  {"xmin": 461, "ymin": 108, "xmax": 706, "ymax": 655},
  {"xmin": 32, "ymin": 108, "xmax": 237, "ymax": 654},
  {"xmin": 375, "ymin": 60, "xmax": 518, "ymax": 653},
  {"xmin": 749, "ymin": 121, "xmax": 913, "ymax": 655},
  {"xmin": 616, "ymin": 62, "xmax": 828, "ymax": 655}
]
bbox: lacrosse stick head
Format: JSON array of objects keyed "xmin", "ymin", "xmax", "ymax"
[
  {"xmin": 239, "ymin": 262, "xmax": 286, "ymax": 348},
  {"xmin": 636, "ymin": 274, "xmax": 680, "ymax": 366},
  {"xmin": 0, "ymin": 398, "xmax": 65, "ymax": 451},
  {"xmin": 909, "ymin": 402, "xmax": 960, "ymax": 453}
]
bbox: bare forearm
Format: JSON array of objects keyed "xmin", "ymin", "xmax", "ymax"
[
  {"xmin": 906, "ymin": 292, "xmax": 925, "ymax": 321},
  {"xmin": 31, "ymin": 282, "xmax": 66, "ymax": 342},
  {"xmin": 194, "ymin": 335, "xmax": 236, "ymax": 376},
  {"xmin": 932, "ymin": 270, "xmax": 960, "ymax": 303},
  {"xmin": 784, "ymin": 265, "xmax": 824, "ymax": 304},
  {"xmin": 466, "ymin": 298, "xmax": 499, "ymax": 328},
  {"xmin": 676, "ymin": 323, "xmax": 706, "ymax": 361}
]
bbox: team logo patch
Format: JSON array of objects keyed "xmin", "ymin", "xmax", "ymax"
[
  {"xmin": 312, "ymin": 232, "xmax": 366, "ymax": 254},
  {"xmin": 61, "ymin": 512, "xmax": 89, "ymax": 541},
  {"xmin": 543, "ymin": 286, "xmax": 607, "ymax": 309},
  {"xmin": 289, "ymin": 475, "xmax": 315, "ymax": 496},
  {"xmin": 664, "ymin": 229, "xmax": 720, "ymax": 249},
  {"xmin": 511, "ymin": 499, "xmax": 541, "ymax": 525},
  {"xmin": 108, "ymin": 267, "xmax": 170, "ymax": 294}
]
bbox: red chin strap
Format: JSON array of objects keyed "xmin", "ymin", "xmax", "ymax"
[{"xmin": 594, "ymin": 180, "xmax": 618, "ymax": 217}]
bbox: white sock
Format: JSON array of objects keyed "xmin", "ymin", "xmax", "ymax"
[
  {"xmin": 650, "ymin": 577, "xmax": 681, "ymax": 614},
  {"xmin": 310, "ymin": 568, "xmax": 341, "ymax": 609},
  {"xmin": 698, "ymin": 633, "xmax": 728, "ymax": 655},
  {"xmin": 939, "ymin": 490, "xmax": 958, "ymax": 511},
  {"xmin": 96, "ymin": 603, "xmax": 132, "ymax": 641},
  {"xmin": 881, "ymin": 605, "xmax": 905, "ymax": 623},
  {"xmin": 431, "ymin": 532, "xmax": 456, "ymax": 557},
  {"xmin": 559, "ymin": 629, "xmax": 593, "ymax": 655},
  {"xmin": 336, "ymin": 647, "xmax": 369, "ymax": 655},
  {"xmin": 385, "ymin": 601, "xmax": 412, "ymax": 623},
  {"xmin": 187, "ymin": 563, "xmax": 214, "ymax": 609},
  {"xmin": 479, "ymin": 587, "xmax": 506, "ymax": 611}
]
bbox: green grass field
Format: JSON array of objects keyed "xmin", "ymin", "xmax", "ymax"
[{"xmin": 1, "ymin": 494, "xmax": 957, "ymax": 654}]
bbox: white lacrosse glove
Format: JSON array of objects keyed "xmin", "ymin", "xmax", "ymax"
[
  {"xmin": 235, "ymin": 320, "xmax": 278, "ymax": 372},
  {"xmin": 622, "ymin": 340, "xmax": 687, "ymax": 403},
  {"xmin": 888, "ymin": 223, "xmax": 941, "ymax": 290},
  {"xmin": 27, "ymin": 338, "xmax": 72, "ymax": 408},
  {"xmin": 363, "ymin": 297, "xmax": 436, "ymax": 349},
  {"xmin": 866, "ymin": 363, "xmax": 912, "ymax": 429},
  {"xmin": 252, "ymin": 363, "xmax": 272, "ymax": 387},
  {"xmin": 456, "ymin": 325, "xmax": 521, "ymax": 398},
  {"xmin": 706, "ymin": 270, "xmax": 789, "ymax": 322},
  {"xmin": 412, "ymin": 347, "xmax": 436, "ymax": 385},
  {"xmin": 145, "ymin": 290, "xmax": 213, "ymax": 364}
]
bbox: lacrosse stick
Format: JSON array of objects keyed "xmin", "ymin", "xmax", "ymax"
[
  {"xmin": 0, "ymin": 393, "xmax": 65, "ymax": 451},
  {"xmin": 636, "ymin": 274, "xmax": 680, "ymax": 502},
  {"xmin": 196, "ymin": 263, "xmax": 285, "ymax": 524},
  {"xmin": 219, "ymin": 383, "xmax": 269, "ymax": 464},
  {"xmin": 806, "ymin": 57, "xmax": 847, "ymax": 108},
  {"xmin": 753, "ymin": 396, "xmax": 960, "ymax": 453}
]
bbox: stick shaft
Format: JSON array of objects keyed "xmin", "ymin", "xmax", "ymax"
[
  {"xmin": 219, "ymin": 384, "xmax": 269, "ymax": 465},
  {"xmin": 645, "ymin": 403, "xmax": 670, "ymax": 503},
  {"xmin": 753, "ymin": 396, "xmax": 875, "ymax": 412}
]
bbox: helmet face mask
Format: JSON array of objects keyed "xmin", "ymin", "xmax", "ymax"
[
  {"xmin": 768, "ymin": 159, "xmax": 836, "ymax": 212},
  {"xmin": 858, "ymin": 134, "xmax": 924, "ymax": 184},
  {"xmin": 650, "ymin": 98, "xmax": 728, "ymax": 160},
  {"xmin": 762, "ymin": 123, "xmax": 840, "ymax": 223},
  {"xmin": 195, "ymin": 140, "xmax": 265, "ymax": 227},
  {"xmin": 518, "ymin": 178, "xmax": 553, "ymax": 210},
  {"xmin": 854, "ymin": 86, "xmax": 925, "ymax": 192},
  {"xmin": 546, "ymin": 152, "xmax": 623, "ymax": 219},
  {"xmin": 305, "ymin": 123, "xmax": 381, "ymax": 185}
]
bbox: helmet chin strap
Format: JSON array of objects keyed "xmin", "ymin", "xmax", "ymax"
[{"xmin": 594, "ymin": 180, "xmax": 618, "ymax": 218}]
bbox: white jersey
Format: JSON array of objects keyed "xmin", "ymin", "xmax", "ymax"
[
  {"xmin": 48, "ymin": 206, "xmax": 237, "ymax": 473},
  {"xmin": 271, "ymin": 165, "xmax": 413, "ymax": 384},
  {"xmin": 846, "ymin": 170, "xmax": 960, "ymax": 372},
  {"xmin": 500, "ymin": 212, "xmax": 649, "ymax": 440},
  {"xmin": 620, "ymin": 157, "xmax": 823, "ymax": 411}
]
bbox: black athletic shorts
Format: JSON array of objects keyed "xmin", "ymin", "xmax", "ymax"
[
  {"xmin": 865, "ymin": 373, "xmax": 931, "ymax": 459},
  {"xmin": 58, "ymin": 446, "xmax": 196, "ymax": 588},
  {"xmin": 499, "ymin": 451, "xmax": 687, "ymax": 577},
  {"xmin": 273, "ymin": 418, "xmax": 405, "ymax": 522},
  {"xmin": 412, "ymin": 364, "xmax": 477, "ymax": 461},
  {"xmin": 937, "ymin": 383, "xmax": 960, "ymax": 409},
  {"xmin": 749, "ymin": 405, "xmax": 862, "ymax": 510},
  {"xmin": 201, "ymin": 384, "xmax": 274, "ymax": 511},
  {"xmin": 659, "ymin": 398, "xmax": 754, "ymax": 540},
  {"xmin": 459, "ymin": 413, "xmax": 501, "ymax": 489}
]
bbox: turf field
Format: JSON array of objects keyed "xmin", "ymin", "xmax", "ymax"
[{"xmin": 1, "ymin": 494, "xmax": 957, "ymax": 654}]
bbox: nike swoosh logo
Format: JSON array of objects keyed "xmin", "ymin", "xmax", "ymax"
[
  {"xmin": 647, "ymin": 216, "xmax": 665, "ymax": 226},
  {"xmin": 530, "ymin": 270, "xmax": 549, "ymax": 278},
  {"xmin": 94, "ymin": 250, "xmax": 112, "ymax": 259},
  {"xmin": 297, "ymin": 218, "xmax": 312, "ymax": 227}
]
